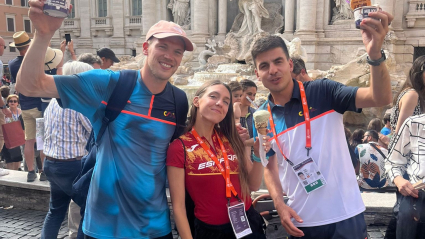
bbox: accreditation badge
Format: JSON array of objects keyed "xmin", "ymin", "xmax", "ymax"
[
  {"xmin": 227, "ymin": 201, "xmax": 252, "ymax": 238},
  {"xmin": 292, "ymin": 157, "xmax": 327, "ymax": 194}
]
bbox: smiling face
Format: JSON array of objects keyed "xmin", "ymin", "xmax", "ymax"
[
  {"xmin": 143, "ymin": 36, "xmax": 185, "ymax": 82},
  {"xmin": 255, "ymin": 47, "xmax": 293, "ymax": 95},
  {"xmin": 194, "ymin": 84, "xmax": 231, "ymax": 125}
]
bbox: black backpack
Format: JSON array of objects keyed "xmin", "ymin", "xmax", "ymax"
[{"xmin": 71, "ymin": 70, "xmax": 188, "ymax": 207}]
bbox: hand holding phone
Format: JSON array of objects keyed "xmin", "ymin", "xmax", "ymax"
[{"xmin": 65, "ymin": 34, "xmax": 71, "ymax": 44}]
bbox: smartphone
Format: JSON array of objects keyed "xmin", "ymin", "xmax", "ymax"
[{"xmin": 65, "ymin": 34, "xmax": 71, "ymax": 44}]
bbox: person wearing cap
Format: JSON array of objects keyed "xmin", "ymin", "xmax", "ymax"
[
  {"xmin": 96, "ymin": 47, "xmax": 120, "ymax": 69},
  {"xmin": 18, "ymin": 1, "xmax": 194, "ymax": 238},
  {"xmin": 8, "ymin": 31, "xmax": 48, "ymax": 182}
]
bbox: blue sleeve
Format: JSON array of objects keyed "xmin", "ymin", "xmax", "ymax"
[
  {"xmin": 354, "ymin": 146, "xmax": 359, "ymax": 159},
  {"xmin": 380, "ymin": 127, "xmax": 390, "ymax": 136},
  {"xmin": 53, "ymin": 69, "xmax": 118, "ymax": 122},
  {"xmin": 320, "ymin": 79, "xmax": 361, "ymax": 114}
]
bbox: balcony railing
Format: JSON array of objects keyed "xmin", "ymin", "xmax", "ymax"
[
  {"xmin": 406, "ymin": 0, "xmax": 425, "ymax": 27},
  {"xmin": 124, "ymin": 16, "xmax": 143, "ymax": 35},
  {"xmin": 60, "ymin": 18, "xmax": 81, "ymax": 37},
  {"xmin": 91, "ymin": 17, "xmax": 113, "ymax": 36}
]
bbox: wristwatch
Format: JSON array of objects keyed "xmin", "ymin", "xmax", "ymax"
[{"xmin": 367, "ymin": 50, "xmax": 386, "ymax": 66}]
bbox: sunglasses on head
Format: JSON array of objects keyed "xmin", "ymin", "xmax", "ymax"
[{"xmin": 8, "ymin": 100, "xmax": 18, "ymax": 103}]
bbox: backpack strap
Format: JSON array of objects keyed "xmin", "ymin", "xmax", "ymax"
[
  {"xmin": 369, "ymin": 142, "xmax": 387, "ymax": 159},
  {"xmin": 171, "ymin": 85, "xmax": 188, "ymax": 142},
  {"xmin": 96, "ymin": 70, "xmax": 138, "ymax": 144}
]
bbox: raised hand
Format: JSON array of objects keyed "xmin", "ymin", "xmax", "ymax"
[
  {"xmin": 359, "ymin": 11, "xmax": 393, "ymax": 60},
  {"xmin": 28, "ymin": 0, "xmax": 71, "ymax": 36}
]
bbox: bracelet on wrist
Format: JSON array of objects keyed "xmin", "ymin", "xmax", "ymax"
[{"xmin": 252, "ymin": 153, "xmax": 261, "ymax": 162}]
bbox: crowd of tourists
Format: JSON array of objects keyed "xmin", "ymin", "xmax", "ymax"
[{"xmin": 0, "ymin": 1, "xmax": 423, "ymax": 239}]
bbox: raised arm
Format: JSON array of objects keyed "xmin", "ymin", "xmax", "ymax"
[
  {"xmin": 15, "ymin": 0, "xmax": 66, "ymax": 98},
  {"xmin": 355, "ymin": 11, "xmax": 394, "ymax": 108}
]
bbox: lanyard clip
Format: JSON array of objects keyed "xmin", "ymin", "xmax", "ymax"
[
  {"xmin": 306, "ymin": 147, "xmax": 312, "ymax": 157},
  {"xmin": 235, "ymin": 195, "xmax": 242, "ymax": 202}
]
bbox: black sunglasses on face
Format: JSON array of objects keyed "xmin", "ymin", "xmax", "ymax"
[{"xmin": 8, "ymin": 100, "xmax": 18, "ymax": 103}]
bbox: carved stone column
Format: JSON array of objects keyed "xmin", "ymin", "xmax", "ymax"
[
  {"xmin": 284, "ymin": 0, "xmax": 295, "ymax": 34},
  {"xmin": 218, "ymin": 0, "xmax": 227, "ymax": 36},
  {"xmin": 192, "ymin": 0, "xmax": 209, "ymax": 36},
  {"xmin": 296, "ymin": 0, "xmax": 317, "ymax": 37},
  {"xmin": 142, "ymin": 0, "xmax": 157, "ymax": 36}
]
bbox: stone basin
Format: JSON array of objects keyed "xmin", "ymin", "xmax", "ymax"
[{"xmin": 192, "ymin": 72, "xmax": 240, "ymax": 84}]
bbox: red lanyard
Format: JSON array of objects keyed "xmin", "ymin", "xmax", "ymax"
[
  {"xmin": 267, "ymin": 81, "xmax": 312, "ymax": 166},
  {"xmin": 191, "ymin": 128, "xmax": 238, "ymax": 200}
]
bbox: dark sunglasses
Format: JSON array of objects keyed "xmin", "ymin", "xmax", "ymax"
[{"xmin": 8, "ymin": 100, "xmax": 18, "ymax": 103}]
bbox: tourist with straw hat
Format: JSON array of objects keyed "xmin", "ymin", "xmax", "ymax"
[{"xmin": 8, "ymin": 31, "xmax": 48, "ymax": 182}]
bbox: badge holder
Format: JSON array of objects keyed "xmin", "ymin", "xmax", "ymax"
[
  {"xmin": 227, "ymin": 197, "xmax": 252, "ymax": 239},
  {"xmin": 292, "ymin": 157, "xmax": 327, "ymax": 194}
]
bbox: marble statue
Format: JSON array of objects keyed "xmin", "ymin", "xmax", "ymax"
[
  {"xmin": 288, "ymin": 37, "xmax": 308, "ymax": 63},
  {"xmin": 331, "ymin": 0, "xmax": 354, "ymax": 23},
  {"xmin": 168, "ymin": 0, "xmax": 190, "ymax": 28},
  {"xmin": 237, "ymin": 0, "xmax": 270, "ymax": 36}
]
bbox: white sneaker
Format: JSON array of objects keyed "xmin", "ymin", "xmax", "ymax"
[{"xmin": 0, "ymin": 168, "xmax": 9, "ymax": 176}]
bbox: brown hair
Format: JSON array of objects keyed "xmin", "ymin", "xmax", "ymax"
[
  {"xmin": 350, "ymin": 129, "xmax": 364, "ymax": 149},
  {"xmin": 251, "ymin": 35, "xmax": 290, "ymax": 67},
  {"xmin": 186, "ymin": 80, "xmax": 250, "ymax": 199},
  {"xmin": 227, "ymin": 81, "xmax": 242, "ymax": 93},
  {"xmin": 367, "ymin": 118, "xmax": 383, "ymax": 132},
  {"xmin": 393, "ymin": 55, "xmax": 425, "ymax": 112}
]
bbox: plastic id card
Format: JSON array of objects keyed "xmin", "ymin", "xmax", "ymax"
[
  {"xmin": 292, "ymin": 157, "xmax": 327, "ymax": 194},
  {"xmin": 228, "ymin": 202, "xmax": 252, "ymax": 238}
]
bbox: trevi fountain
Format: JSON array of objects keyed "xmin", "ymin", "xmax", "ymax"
[{"xmin": 69, "ymin": 0, "xmax": 425, "ymax": 128}]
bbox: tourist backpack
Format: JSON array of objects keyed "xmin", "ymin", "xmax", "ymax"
[
  {"xmin": 72, "ymin": 70, "xmax": 189, "ymax": 207},
  {"xmin": 71, "ymin": 70, "xmax": 138, "ymax": 207}
]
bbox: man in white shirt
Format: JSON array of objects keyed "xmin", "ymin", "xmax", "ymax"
[{"xmin": 356, "ymin": 130, "xmax": 388, "ymax": 190}]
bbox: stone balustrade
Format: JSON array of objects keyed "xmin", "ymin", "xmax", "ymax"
[
  {"xmin": 406, "ymin": 0, "xmax": 425, "ymax": 27},
  {"xmin": 60, "ymin": 18, "xmax": 81, "ymax": 37},
  {"xmin": 90, "ymin": 17, "xmax": 113, "ymax": 37},
  {"xmin": 124, "ymin": 16, "xmax": 143, "ymax": 36}
]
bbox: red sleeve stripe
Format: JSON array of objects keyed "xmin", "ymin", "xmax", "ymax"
[
  {"xmin": 148, "ymin": 95, "xmax": 155, "ymax": 117},
  {"xmin": 100, "ymin": 101, "xmax": 176, "ymax": 126}
]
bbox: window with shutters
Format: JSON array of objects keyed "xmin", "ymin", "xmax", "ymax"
[
  {"xmin": 131, "ymin": 0, "xmax": 142, "ymax": 16},
  {"xmin": 98, "ymin": 0, "xmax": 107, "ymax": 17},
  {"xmin": 21, "ymin": 0, "xmax": 28, "ymax": 7},
  {"xmin": 24, "ymin": 19, "xmax": 31, "ymax": 33},
  {"xmin": 7, "ymin": 17, "xmax": 15, "ymax": 32}
]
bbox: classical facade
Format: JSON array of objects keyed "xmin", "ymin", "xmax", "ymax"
[
  {"xmin": 0, "ymin": 0, "xmax": 33, "ymax": 62},
  {"xmin": 56, "ymin": 0, "xmax": 425, "ymax": 70}
]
